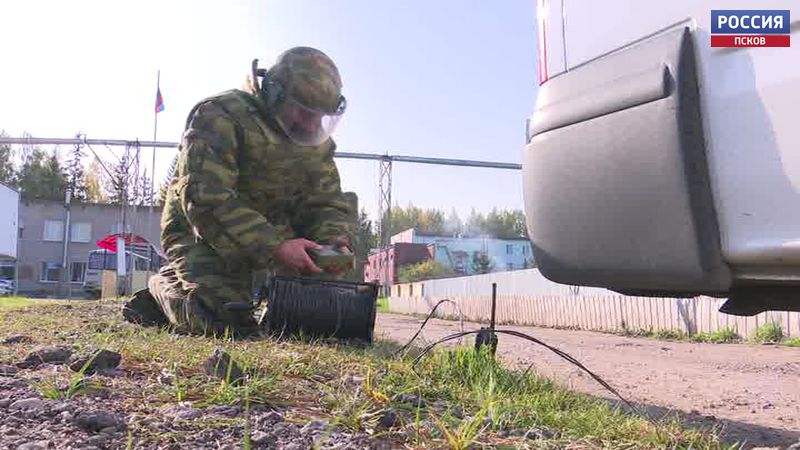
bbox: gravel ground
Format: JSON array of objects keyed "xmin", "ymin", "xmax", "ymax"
[
  {"xmin": 375, "ymin": 313, "xmax": 800, "ymax": 449},
  {"xmin": 0, "ymin": 344, "xmax": 395, "ymax": 450},
  {"xmin": 2, "ymin": 309, "xmax": 798, "ymax": 449}
]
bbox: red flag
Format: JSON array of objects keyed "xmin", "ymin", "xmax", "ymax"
[{"xmin": 96, "ymin": 233, "xmax": 150, "ymax": 253}]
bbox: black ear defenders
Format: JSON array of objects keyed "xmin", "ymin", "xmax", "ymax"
[
  {"xmin": 251, "ymin": 58, "xmax": 285, "ymax": 109},
  {"xmin": 250, "ymin": 59, "xmax": 267, "ymax": 90}
]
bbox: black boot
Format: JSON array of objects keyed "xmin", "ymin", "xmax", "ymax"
[{"xmin": 123, "ymin": 289, "xmax": 170, "ymax": 327}]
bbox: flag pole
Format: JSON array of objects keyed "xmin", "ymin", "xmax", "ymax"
[
  {"xmin": 147, "ymin": 70, "xmax": 160, "ymax": 278},
  {"xmin": 151, "ymin": 70, "xmax": 159, "ymax": 214}
]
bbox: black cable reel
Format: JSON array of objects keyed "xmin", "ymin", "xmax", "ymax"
[{"xmin": 256, "ymin": 274, "xmax": 379, "ymax": 344}]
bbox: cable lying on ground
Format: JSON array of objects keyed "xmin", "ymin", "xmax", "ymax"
[
  {"xmin": 409, "ymin": 328, "xmax": 645, "ymax": 418},
  {"xmin": 392, "ymin": 298, "xmax": 465, "ymax": 357}
]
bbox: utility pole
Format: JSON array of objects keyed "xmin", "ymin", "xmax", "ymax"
[
  {"xmin": 61, "ymin": 187, "xmax": 72, "ymax": 298},
  {"xmin": 118, "ymin": 147, "xmax": 129, "ymax": 297},
  {"xmin": 64, "ymin": 135, "xmax": 85, "ymax": 299},
  {"xmin": 378, "ymin": 157, "xmax": 392, "ymax": 297}
]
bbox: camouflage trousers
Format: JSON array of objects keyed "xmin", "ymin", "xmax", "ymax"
[
  {"xmin": 148, "ymin": 237, "xmax": 260, "ymax": 336},
  {"xmin": 147, "ymin": 237, "xmax": 354, "ymax": 336}
]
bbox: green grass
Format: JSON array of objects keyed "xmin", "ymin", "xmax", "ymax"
[
  {"xmin": 690, "ymin": 327, "xmax": 742, "ymax": 344},
  {"xmin": 620, "ymin": 326, "xmax": 745, "ymax": 345},
  {"xmin": 620, "ymin": 325, "xmax": 800, "ymax": 347},
  {"xmin": 0, "ymin": 299, "xmax": 734, "ymax": 449},
  {"xmin": 652, "ymin": 329, "xmax": 686, "ymax": 340},
  {"xmin": 0, "ymin": 297, "xmax": 36, "ymax": 309},
  {"xmin": 618, "ymin": 327, "xmax": 652, "ymax": 338},
  {"xmin": 620, "ymin": 328, "xmax": 687, "ymax": 341},
  {"xmin": 376, "ymin": 297, "xmax": 389, "ymax": 313},
  {"xmin": 750, "ymin": 321, "xmax": 784, "ymax": 344}
]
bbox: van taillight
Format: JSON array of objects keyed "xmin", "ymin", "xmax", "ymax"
[{"xmin": 537, "ymin": 0, "xmax": 549, "ymax": 85}]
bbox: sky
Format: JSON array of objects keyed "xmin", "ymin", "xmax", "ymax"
[{"xmin": 0, "ymin": 0, "xmax": 538, "ymax": 222}]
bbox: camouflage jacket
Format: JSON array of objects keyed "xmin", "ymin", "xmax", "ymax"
[{"xmin": 161, "ymin": 89, "xmax": 357, "ymax": 270}]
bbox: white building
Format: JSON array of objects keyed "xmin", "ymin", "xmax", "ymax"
[{"xmin": 0, "ymin": 183, "xmax": 19, "ymax": 260}]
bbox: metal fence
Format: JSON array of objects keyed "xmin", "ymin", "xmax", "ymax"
[{"xmin": 388, "ymin": 269, "xmax": 800, "ymax": 339}]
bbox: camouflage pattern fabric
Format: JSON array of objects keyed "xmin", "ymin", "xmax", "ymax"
[
  {"xmin": 266, "ymin": 46, "xmax": 343, "ymax": 113},
  {"xmin": 149, "ymin": 87, "xmax": 357, "ymax": 336}
]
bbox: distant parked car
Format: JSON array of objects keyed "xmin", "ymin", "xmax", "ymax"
[{"xmin": 0, "ymin": 279, "xmax": 14, "ymax": 296}]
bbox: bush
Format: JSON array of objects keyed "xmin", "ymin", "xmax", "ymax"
[
  {"xmin": 653, "ymin": 329, "xmax": 686, "ymax": 340},
  {"xmin": 751, "ymin": 321, "xmax": 784, "ymax": 344},
  {"xmin": 376, "ymin": 297, "xmax": 389, "ymax": 313},
  {"xmin": 691, "ymin": 327, "xmax": 741, "ymax": 344},
  {"xmin": 783, "ymin": 338, "xmax": 800, "ymax": 347}
]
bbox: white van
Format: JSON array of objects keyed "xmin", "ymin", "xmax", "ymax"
[
  {"xmin": 523, "ymin": 1, "xmax": 799, "ymax": 315},
  {"xmin": 83, "ymin": 246, "xmax": 165, "ymax": 299}
]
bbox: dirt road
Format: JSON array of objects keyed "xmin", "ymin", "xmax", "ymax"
[{"xmin": 375, "ymin": 313, "xmax": 800, "ymax": 448}]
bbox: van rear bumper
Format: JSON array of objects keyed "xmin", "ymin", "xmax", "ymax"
[{"xmin": 523, "ymin": 25, "xmax": 732, "ymax": 296}]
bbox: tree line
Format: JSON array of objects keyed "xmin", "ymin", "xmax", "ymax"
[
  {"xmin": 356, "ymin": 205, "xmax": 528, "ymax": 259},
  {"xmin": 354, "ymin": 204, "xmax": 529, "ymax": 277},
  {"xmin": 382, "ymin": 204, "xmax": 528, "ymax": 239},
  {"xmin": 0, "ymin": 132, "xmax": 155, "ymax": 206}
]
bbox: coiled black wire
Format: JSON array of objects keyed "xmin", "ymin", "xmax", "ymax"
[{"xmin": 264, "ymin": 276, "xmax": 379, "ymax": 342}]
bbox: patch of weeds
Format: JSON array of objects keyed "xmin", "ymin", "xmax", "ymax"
[
  {"xmin": 167, "ymin": 362, "xmax": 188, "ymax": 403},
  {"xmin": 0, "ymin": 297, "xmax": 36, "ymax": 309},
  {"xmin": 652, "ymin": 329, "xmax": 686, "ymax": 340},
  {"xmin": 376, "ymin": 297, "xmax": 389, "ymax": 313},
  {"xmin": 30, "ymin": 348, "xmax": 105, "ymax": 400},
  {"xmin": 115, "ymin": 325, "xmax": 216, "ymax": 370},
  {"xmin": 619, "ymin": 327, "xmax": 652, "ymax": 338},
  {"xmin": 243, "ymin": 380, "xmax": 252, "ymax": 450},
  {"xmin": 30, "ymin": 376, "xmax": 69, "ymax": 400},
  {"xmin": 364, "ymin": 366, "xmax": 390, "ymax": 404},
  {"xmin": 320, "ymin": 378, "xmax": 374, "ymax": 432},
  {"xmin": 201, "ymin": 380, "xmax": 244, "ymax": 407},
  {"xmin": 430, "ymin": 402, "xmax": 490, "ymax": 450},
  {"xmin": 195, "ymin": 360, "xmax": 275, "ymax": 408},
  {"xmin": 621, "ymin": 326, "xmax": 745, "ymax": 345},
  {"xmin": 691, "ymin": 327, "xmax": 741, "ymax": 344},
  {"xmin": 387, "ymin": 346, "xmax": 725, "ymax": 449},
  {"xmin": 751, "ymin": 321, "xmax": 784, "ymax": 344},
  {"xmin": 30, "ymin": 374, "xmax": 99, "ymax": 400},
  {"xmin": 125, "ymin": 429, "xmax": 134, "ymax": 450},
  {"xmin": 783, "ymin": 337, "xmax": 800, "ymax": 347},
  {"xmin": 624, "ymin": 328, "xmax": 687, "ymax": 341}
]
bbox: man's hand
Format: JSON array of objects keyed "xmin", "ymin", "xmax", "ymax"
[{"xmin": 273, "ymin": 239, "xmax": 323, "ymax": 274}]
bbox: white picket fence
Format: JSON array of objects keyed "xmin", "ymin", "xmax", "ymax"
[{"xmin": 387, "ymin": 269, "xmax": 800, "ymax": 339}]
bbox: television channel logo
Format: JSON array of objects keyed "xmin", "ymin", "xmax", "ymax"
[{"xmin": 711, "ymin": 10, "xmax": 790, "ymax": 47}]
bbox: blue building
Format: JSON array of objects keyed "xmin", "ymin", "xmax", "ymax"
[{"xmin": 390, "ymin": 228, "xmax": 534, "ymax": 275}]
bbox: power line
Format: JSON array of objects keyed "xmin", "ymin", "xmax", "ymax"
[
  {"xmin": 0, "ymin": 136, "xmax": 522, "ymax": 170},
  {"xmin": 0, "ymin": 137, "xmax": 176, "ymax": 149}
]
